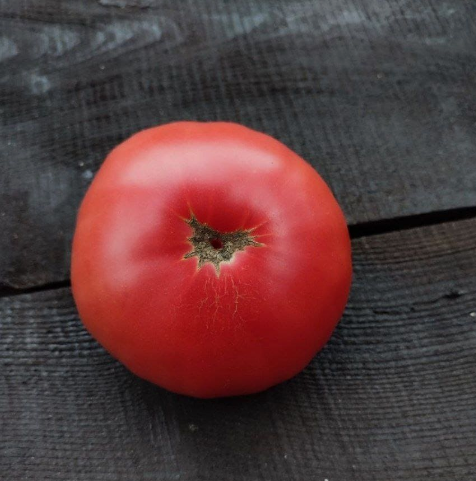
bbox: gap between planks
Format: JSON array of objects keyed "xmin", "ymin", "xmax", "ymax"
[{"xmin": 1, "ymin": 205, "xmax": 476, "ymax": 298}]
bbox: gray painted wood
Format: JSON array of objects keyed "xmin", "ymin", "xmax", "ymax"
[
  {"xmin": 2, "ymin": 218, "xmax": 476, "ymax": 480},
  {"xmin": 1, "ymin": 0, "xmax": 476, "ymax": 288}
]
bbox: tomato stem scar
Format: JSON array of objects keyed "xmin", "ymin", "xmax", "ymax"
[{"xmin": 184, "ymin": 216, "xmax": 262, "ymax": 274}]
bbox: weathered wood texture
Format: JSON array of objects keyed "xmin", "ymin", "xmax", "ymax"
[
  {"xmin": 1, "ymin": 0, "xmax": 476, "ymax": 288},
  {"xmin": 1, "ymin": 218, "xmax": 475, "ymax": 480}
]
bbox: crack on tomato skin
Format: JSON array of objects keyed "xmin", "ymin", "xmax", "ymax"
[
  {"xmin": 184, "ymin": 215, "xmax": 263, "ymax": 274},
  {"xmin": 196, "ymin": 277, "xmax": 211, "ymax": 322},
  {"xmin": 230, "ymin": 277, "xmax": 245, "ymax": 322}
]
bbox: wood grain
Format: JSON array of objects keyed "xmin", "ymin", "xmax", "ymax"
[
  {"xmin": 1, "ymin": 218, "xmax": 475, "ymax": 480},
  {"xmin": 1, "ymin": 0, "xmax": 476, "ymax": 288}
]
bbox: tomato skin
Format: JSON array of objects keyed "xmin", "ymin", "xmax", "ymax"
[{"xmin": 71, "ymin": 122, "xmax": 352, "ymax": 398}]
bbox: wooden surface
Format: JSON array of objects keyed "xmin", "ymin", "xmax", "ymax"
[
  {"xmin": 1, "ymin": 0, "xmax": 476, "ymax": 289},
  {"xmin": 1, "ymin": 0, "xmax": 476, "ymax": 479},
  {"xmin": 2, "ymin": 219, "xmax": 476, "ymax": 480}
]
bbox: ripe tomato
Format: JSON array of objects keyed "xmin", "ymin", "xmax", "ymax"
[{"xmin": 71, "ymin": 122, "xmax": 352, "ymax": 398}]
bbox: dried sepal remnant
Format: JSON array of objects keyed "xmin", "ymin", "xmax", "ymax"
[{"xmin": 184, "ymin": 216, "xmax": 262, "ymax": 274}]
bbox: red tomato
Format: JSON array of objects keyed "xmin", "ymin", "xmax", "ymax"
[{"xmin": 71, "ymin": 122, "xmax": 352, "ymax": 398}]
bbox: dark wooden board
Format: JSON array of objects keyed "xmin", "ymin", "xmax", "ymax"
[
  {"xmin": 1, "ymin": 218, "xmax": 475, "ymax": 481},
  {"xmin": 1, "ymin": 0, "xmax": 476, "ymax": 289}
]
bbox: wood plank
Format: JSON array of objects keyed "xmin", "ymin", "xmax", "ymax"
[
  {"xmin": 1, "ymin": 0, "xmax": 476, "ymax": 288},
  {"xmin": 1, "ymin": 218, "xmax": 475, "ymax": 480}
]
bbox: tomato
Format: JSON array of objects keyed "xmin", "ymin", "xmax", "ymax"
[{"xmin": 71, "ymin": 122, "xmax": 352, "ymax": 398}]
